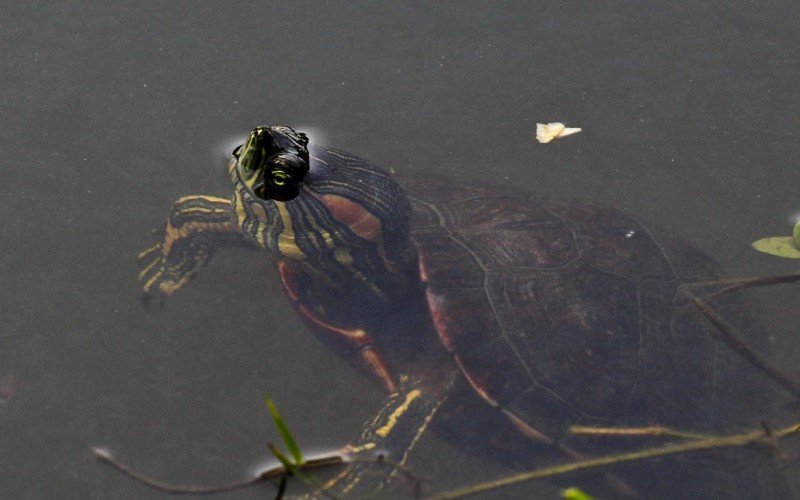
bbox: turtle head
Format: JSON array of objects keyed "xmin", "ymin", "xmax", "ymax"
[
  {"xmin": 230, "ymin": 125, "xmax": 415, "ymax": 294},
  {"xmin": 231, "ymin": 125, "xmax": 310, "ymax": 202}
]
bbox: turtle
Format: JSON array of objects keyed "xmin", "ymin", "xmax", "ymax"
[{"xmin": 138, "ymin": 125, "xmax": 786, "ymax": 497}]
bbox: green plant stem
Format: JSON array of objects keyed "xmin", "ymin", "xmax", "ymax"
[{"xmin": 265, "ymin": 395, "xmax": 305, "ymax": 465}]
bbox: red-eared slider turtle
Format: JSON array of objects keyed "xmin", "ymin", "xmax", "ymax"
[{"xmin": 139, "ymin": 125, "xmax": 784, "ymax": 497}]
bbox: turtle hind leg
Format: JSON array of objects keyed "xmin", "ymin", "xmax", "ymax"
[
  {"xmin": 138, "ymin": 195, "xmax": 250, "ymax": 304},
  {"xmin": 310, "ymin": 374, "xmax": 455, "ymax": 498}
]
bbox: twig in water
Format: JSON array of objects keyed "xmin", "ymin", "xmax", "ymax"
[
  {"xmin": 429, "ymin": 422, "xmax": 800, "ymax": 499},
  {"xmin": 91, "ymin": 446, "xmax": 343, "ymax": 495},
  {"xmin": 569, "ymin": 425, "xmax": 709, "ymax": 441},
  {"xmin": 688, "ymin": 293, "xmax": 800, "ymax": 399}
]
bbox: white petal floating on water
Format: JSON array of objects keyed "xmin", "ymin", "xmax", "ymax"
[
  {"xmin": 536, "ymin": 122, "xmax": 582, "ymax": 143},
  {"xmin": 90, "ymin": 447, "xmax": 114, "ymax": 460},
  {"xmin": 537, "ymin": 122, "xmax": 564, "ymax": 143}
]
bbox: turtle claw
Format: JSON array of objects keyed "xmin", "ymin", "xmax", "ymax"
[
  {"xmin": 136, "ymin": 230, "xmax": 209, "ymax": 307},
  {"xmin": 137, "ymin": 243, "xmax": 161, "ymax": 264},
  {"xmin": 136, "ymin": 240, "xmax": 183, "ymax": 308},
  {"xmin": 139, "ymin": 277, "xmax": 168, "ymax": 310},
  {"xmin": 135, "ymin": 194, "xmax": 237, "ymax": 308},
  {"xmin": 138, "ymin": 261, "xmax": 181, "ymax": 308},
  {"xmin": 140, "ymin": 290, "xmax": 166, "ymax": 310},
  {"xmin": 140, "ymin": 291, "xmax": 154, "ymax": 310}
]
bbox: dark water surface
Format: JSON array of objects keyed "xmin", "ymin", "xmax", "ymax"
[{"xmin": 2, "ymin": 2, "xmax": 800, "ymax": 498}]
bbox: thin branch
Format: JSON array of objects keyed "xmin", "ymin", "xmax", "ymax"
[
  {"xmin": 429, "ymin": 422, "xmax": 800, "ymax": 499},
  {"xmin": 569, "ymin": 425, "xmax": 709, "ymax": 441},
  {"xmin": 92, "ymin": 447, "xmax": 425, "ymax": 498},
  {"xmin": 688, "ymin": 294, "xmax": 800, "ymax": 399},
  {"xmin": 706, "ymin": 273, "xmax": 800, "ymax": 302},
  {"xmin": 91, "ymin": 446, "xmax": 342, "ymax": 495},
  {"xmin": 680, "ymin": 273, "xmax": 800, "ymax": 299}
]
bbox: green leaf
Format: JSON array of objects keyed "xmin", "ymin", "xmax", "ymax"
[
  {"xmin": 265, "ymin": 395, "xmax": 305, "ymax": 465},
  {"xmin": 752, "ymin": 237, "xmax": 800, "ymax": 258},
  {"xmin": 794, "ymin": 221, "xmax": 800, "ymax": 247},
  {"xmin": 267, "ymin": 442, "xmax": 298, "ymax": 475},
  {"xmin": 267, "ymin": 444, "xmax": 329, "ymax": 489},
  {"xmin": 561, "ymin": 486, "xmax": 594, "ymax": 500}
]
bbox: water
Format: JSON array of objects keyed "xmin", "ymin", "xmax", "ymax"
[{"xmin": 2, "ymin": 2, "xmax": 799, "ymax": 498}]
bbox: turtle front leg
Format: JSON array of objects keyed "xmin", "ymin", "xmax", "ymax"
[
  {"xmin": 276, "ymin": 260, "xmax": 456, "ymax": 496},
  {"xmin": 138, "ymin": 195, "xmax": 252, "ymax": 304},
  {"xmin": 277, "ymin": 260, "xmax": 401, "ymax": 393}
]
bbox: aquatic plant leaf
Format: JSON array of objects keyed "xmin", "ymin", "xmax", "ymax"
[
  {"xmin": 265, "ymin": 395, "xmax": 305, "ymax": 465},
  {"xmin": 751, "ymin": 237, "xmax": 800, "ymax": 258},
  {"xmin": 268, "ymin": 442, "xmax": 298, "ymax": 475},
  {"xmin": 794, "ymin": 221, "xmax": 800, "ymax": 247},
  {"xmin": 561, "ymin": 486, "xmax": 594, "ymax": 500}
]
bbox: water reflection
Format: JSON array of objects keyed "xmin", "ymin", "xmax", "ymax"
[
  {"xmin": 4, "ymin": 3, "xmax": 800, "ymax": 499},
  {"xmin": 0, "ymin": 375, "xmax": 16, "ymax": 410}
]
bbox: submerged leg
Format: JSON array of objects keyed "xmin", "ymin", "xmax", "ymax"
[
  {"xmin": 313, "ymin": 374, "xmax": 455, "ymax": 498},
  {"xmin": 138, "ymin": 195, "xmax": 252, "ymax": 304},
  {"xmin": 277, "ymin": 260, "xmax": 402, "ymax": 393},
  {"xmin": 310, "ymin": 374, "xmax": 637, "ymax": 497}
]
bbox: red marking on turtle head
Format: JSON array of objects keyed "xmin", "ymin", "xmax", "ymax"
[{"xmin": 316, "ymin": 193, "xmax": 382, "ymax": 243}]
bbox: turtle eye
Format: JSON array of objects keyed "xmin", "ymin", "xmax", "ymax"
[
  {"xmin": 271, "ymin": 169, "xmax": 290, "ymax": 187},
  {"xmin": 258, "ymin": 161, "xmax": 305, "ymax": 202}
]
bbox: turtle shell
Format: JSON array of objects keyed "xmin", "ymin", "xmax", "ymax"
[{"xmin": 404, "ymin": 176, "xmax": 772, "ymax": 440}]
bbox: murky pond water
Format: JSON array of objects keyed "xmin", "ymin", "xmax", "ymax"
[{"xmin": 2, "ymin": 2, "xmax": 800, "ymax": 498}]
